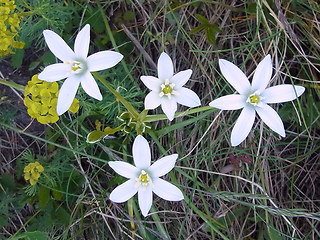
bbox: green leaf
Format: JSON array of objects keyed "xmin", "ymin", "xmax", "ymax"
[
  {"xmin": 138, "ymin": 109, "xmax": 148, "ymax": 122},
  {"xmin": 86, "ymin": 130, "xmax": 107, "ymax": 144},
  {"xmin": 28, "ymin": 61, "xmax": 41, "ymax": 71},
  {"xmin": 86, "ymin": 125, "xmax": 120, "ymax": 144},
  {"xmin": 11, "ymin": 49, "xmax": 24, "ymax": 68},
  {"xmin": 156, "ymin": 109, "xmax": 214, "ymax": 136},
  {"xmin": 123, "ymin": 11, "xmax": 135, "ymax": 21},
  {"xmin": 42, "ymin": 51, "xmax": 57, "ymax": 66},
  {"xmin": 205, "ymin": 25, "xmax": 221, "ymax": 44},
  {"xmin": 195, "ymin": 14, "xmax": 209, "ymax": 24},
  {"xmin": 52, "ymin": 186, "xmax": 63, "ymax": 201},
  {"xmin": 54, "ymin": 205, "xmax": 70, "ymax": 226},
  {"xmin": 246, "ymin": 2, "xmax": 257, "ymax": 14},
  {"xmin": 38, "ymin": 186, "xmax": 50, "ymax": 209},
  {"xmin": 190, "ymin": 24, "xmax": 206, "ymax": 35},
  {"xmin": 11, "ymin": 231, "xmax": 48, "ymax": 240}
]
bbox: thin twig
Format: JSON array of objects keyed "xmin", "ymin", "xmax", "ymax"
[{"xmin": 121, "ymin": 24, "xmax": 157, "ymax": 69}]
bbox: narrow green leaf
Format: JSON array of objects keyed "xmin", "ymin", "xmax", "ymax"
[
  {"xmin": 195, "ymin": 14, "xmax": 209, "ymax": 24},
  {"xmin": 190, "ymin": 24, "xmax": 206, "ymax": 35},
  {"xmin": 156, "ymin": 108, "xmax": 214, "ymax": 136}
]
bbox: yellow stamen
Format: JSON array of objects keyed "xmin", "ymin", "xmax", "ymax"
[
  {"xmin": 140, "ymin": 174, "xmax": 148, "ymax": 183},
  {"xmin": 163, "ymin": 85, "xmax": 172, "ymax": 94},
  {"xmin": 72, "ymin": 62, "xmax": 81, "ymax": 71},
  {"xmin": 250, "ymin": 95, "xmax": 259, "ymax": 103},
  {"xmin": 135, "ymin": 170, "xmax": 153, "ymax": 190}
]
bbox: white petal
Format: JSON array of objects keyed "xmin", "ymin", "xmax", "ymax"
[
  {"xmin": 255, "ymin": 103, "xmax": 285, "ymax": 137},
  {"xmin": 231, "ymin": 107, "xmax": 256, "ymax": 146},
  {"xmin": 133, "ymin": 135, "xmax": 151, "ymax": 169},
  {"xmin": 209, "ymin": 94, "xmax": 246, "ymax": 110},
  {"xmin": 174, "ymin": 87, "xmax": 201, "ymax": 108},
  {"xmin": 219, "ymin": 59, "xmax": 251, "ymax": 94},
  {"xmin": 251, "ymin": 55, "xmax": 273, "ymax": 93},
  {"xmin": 80, "ymin": 72, "xmax": 102, "ymax": 100},
  {"xmin": 87, "ymin": 51, "xmax": 123, "ymax": 72},
  {"xmin": 74, "ymin": 24, "xmax": 90, "ymax": 59},
  {"xmin": 38, "ymin": 63, "xmax": 70, "ymax": 82},
  {"xmin": 145, "ymin": 91, "xmax": 161, "ymax": 109},
  {"xmin": 138, "ymin": 186, "xmax": 153, "ymax": 217},
  {"xmin": 160, "ymin": 97, "xmax": 177, "ymax": 121},
  {"xmin": 153, "ymin": 178, "xmax": 184, "ymax": 201},
  {"xmin": 43, "ymin": 29, "xmax": 75, "ymax": 62},
  {"xmin": 148, "ymin": 154, "xmax": 178, "ymax": 177},
  {"xmin": 262, "ymin": 85, "xmax": 305, "ymax": 104},
  {"xmin": 158, "ymin": 52, "xmax": 174, "ymax": 81},
  {"xmin": 108, "ymin": 161, "xmax": 139, "ymax": 179},
  {"xmin": 170, "ymin": 69, "xmax": 192, "ymax": 88},
  {"xmin": 109, "ymin": 179, "xmax": 137, "ymax": 203},
  {"xmin": 57, "ymin": 76, "xmax": 79, "ymax": 115},
  {"xmin": 140, "ymin": 76, "xmax": 161, "ymax": 92}
]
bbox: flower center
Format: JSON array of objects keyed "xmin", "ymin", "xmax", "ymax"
[
  {"xmin": 246, "ymin": 92, "xmax": 264, "ymax": 107},
  {"xmin": 250, "ymin": 95, "xmax": 259, "ymax": 103},
  {"xmin": 66, "ymin": 60, "xmax": 87, "ymax": 75},
  {"xmin": 72, "ymin": 62, "xmax": 81, "ymax": 71},
  {"xmin": 140, "ymin": 173, "xmax": 148, "ymax": 183},
  {"xmin": 163, "ymin": 85, "xmax": 172, "ymax": 94},
  {"xmin": 135, "ymin": 170, "xmax": 153, "ymax": 190},
  {"xmin": 159, "ymin": 79, "xmax": 178, "ymax": 99}
]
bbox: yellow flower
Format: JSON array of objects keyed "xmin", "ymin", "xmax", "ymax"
[
  {"xmin": 0, "ymin": 0, "xmax": 24, "ymax": 56},
  {"xmin": 68, "ymin": 98, "xmax": 80, "ymax": 114},
  {"xmin": 24, "ymin": 161, "xmax": 44, "ymax": 186},
  {"xmin": 24, "ymin": 74, "xmax": 80, "ymax": 124}
]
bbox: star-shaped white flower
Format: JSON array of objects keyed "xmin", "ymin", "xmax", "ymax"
[
  {"xmin": 209, "ymin": 54, "xmax": 305, "ymax": 146},
  {"xmin": 141, "ymin": 52, "xmax": 201, "ymax": 121},
  {"xmin": 38, "ymin": 24, "xmax": 123, "ymax": 115},
  {"xmin": 108, "ymin": 135, "xmax": 184, "ymax": 217}
]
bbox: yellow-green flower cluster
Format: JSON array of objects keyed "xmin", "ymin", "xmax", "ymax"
[
  {"xmin": 24, "ymin": 161, "xmax": 44, "ymax": 185},
  {"xmin": 0, "ymin": 0, "xmax": 25, "ymax": 56},
  {"xmin": 24, "ymin": 75, "xmax": 80, "ymax": 124}
]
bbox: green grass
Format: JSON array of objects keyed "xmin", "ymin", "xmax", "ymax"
[{"xmin": 1, "ymin": 0, "xmax": 320, "ymax": 239}]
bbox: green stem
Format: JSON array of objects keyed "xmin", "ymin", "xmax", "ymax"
[
  {"xmin": 19, "ymin": 11, "xmax": 33, "ymax": 16},
  {"xmin": 0, "ymin": 79, "xmax": 25, "ymax": 92},
  {"xmin": 9, "ymin": 209, "xmax": 42, "ymax": 239},
  {"xmin": 92, "ymin": 72, "xmax": 139, "ymax": 119},
  {"xmin": 144, "ymin": 106, "xmax": 213, "ymax": 122}
]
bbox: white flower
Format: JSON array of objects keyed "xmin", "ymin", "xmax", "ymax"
[
  {"xmin": 108, "ymin": 135, "xmax": 184, "ymax": 217},
  {"xmin": 38, "ymin": 24, "xmax": 123, "ymax": 115},
  {"xmin": 209, "ymin": 54, "xmax": 305, "ymax": 146},
  {"xmin": 141, "ymin": 52, "xmax": 201, "ymax": 121}
]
